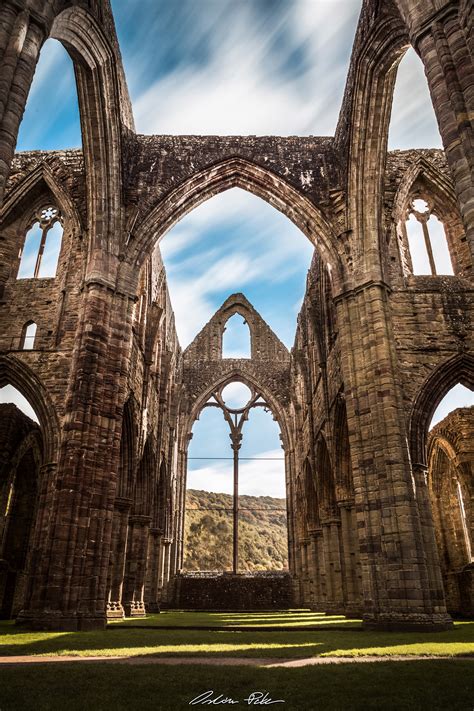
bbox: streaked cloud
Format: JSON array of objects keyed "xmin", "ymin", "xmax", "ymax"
[{"xmin": 187, "ymin": 448, "xmax": 286, "ymax": 498}]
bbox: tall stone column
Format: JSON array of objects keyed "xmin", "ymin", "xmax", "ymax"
[
  {"xmin": 145, "ymin": 528, "xmax": 163, "ymax": 613},
  {"xmin": 308, "ymin": 529, "xmax": 325, "ymax": 611},
  {"xmin": 321, "ymin": 518, "xmax": 345, "ymax": 614},
  {"xmin": 122, "ymin": 514, "xmax": 151, "ymax": 617},
  {"xmin": 106, "ymin": 497, "xmax": 132, "ymax": 619},
  {"xmin": 0, "ymin": 7, "xmax": 45, "ymax": 207},
  {"xmin": 339, "ymin": 502, "xmax": 362, "ymax": 617},
  {"xmin": 159, "ymin": 538, "xmax": 172, "ymax": 604},
  {"xmin": 17, "ymin": 284, "xmax": 135, "ymax": 630},
  {"xmin": 336, "ymin": 283, "xmax": 451, "ymax": 630},
  {"xmin": 412, "ymin": 464, "xmax": 447, "ymax": 613},
  {"xmin": 0, "ymin": 8, "xmax": 45, "ymax": 299},
  {"xmin": 413, "ymin": 8, "xmax": 474, "ymax": 261}
]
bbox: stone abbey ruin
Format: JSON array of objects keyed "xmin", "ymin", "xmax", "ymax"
[{"xmin": 0, "ymin": 0, "xmax": 473, "ymax": 631}]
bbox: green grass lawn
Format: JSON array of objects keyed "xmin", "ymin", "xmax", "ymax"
[
  {"xmin": 1, "ymin": 618, "xmax": 473, "ymax": 659},
  {"xmin": 0, "ymin": 660, "xmax": 473, "ymax": 710},
  {"xmin": 109, "ymin": 609, "xmax": 361, "ymax": 628}
]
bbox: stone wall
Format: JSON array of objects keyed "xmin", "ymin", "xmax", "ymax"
[{"xmin": 169, "ymin": 573, "xmax": 293, "ymax": 611}]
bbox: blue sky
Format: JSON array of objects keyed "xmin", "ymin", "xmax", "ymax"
[{"xmin": 8, "ymin": 1, "xmax": 473, "ymax": 496}]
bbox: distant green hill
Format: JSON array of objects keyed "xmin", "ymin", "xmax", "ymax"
[{"xmin": 183, "ymin": 489, "xmax": 288, "ymax": 572}]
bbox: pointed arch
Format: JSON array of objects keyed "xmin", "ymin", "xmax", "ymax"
[
  {"xmin": 392, "ymin": 157, "xmax": 458, "ymax": 224},
  {"xmin": 133, "ymin": 438, "xmax": 156, "ymax": 517},
  {"xmin": 117, "ymin": 395, "xmax": 138, "ymax": 499},
  {"xmin": 392, "ymin": 156, "xmax": 467, "ymax": 277},
  {"xmin": 0, "ymin": 162, "xmax": 82, "ymax": 233},
  {"xmin": 187, "ymin": 369, "xmax": 291, "ymax": 454},
  {"xmin": 0, "ymin": 355, "xmax": 59, "ymax": 463},
  {"xmin": 49, "ymin": 6, "xmax": 134, "ymax": 258},
  {"xmin": 409, "ymin": 354, "xmax": 474, "ymax": 466},
  {"xmin": 128, "ymin": 157, "xmax": 344, "ymax": 292},
  {"xmin": 336, "ymin": 0, "xmax": 410, "ymax": 273},
  {"xmin": 222, "ymin": 313, "xmax": 251, "ymax": 359}
]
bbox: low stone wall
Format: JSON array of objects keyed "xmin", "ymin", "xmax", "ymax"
[{"xmin": 168, "ymin": 572, "xmax": 293, "ymax": 610}]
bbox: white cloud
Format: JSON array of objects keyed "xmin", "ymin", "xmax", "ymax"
[
  {"xmin": 388, "ymin": 48, "xmax": 442, "ymax": 149},
  {"xmin": 132, "ymin": 0, "xmax": 360, "ymax": 136},
  {"xmin": 187, "ymin": 448, "xmax": 286, "ymax": 498},
  {"xmin": 160, "ymin": 188, "xmax": 313, "ymax": 347}
]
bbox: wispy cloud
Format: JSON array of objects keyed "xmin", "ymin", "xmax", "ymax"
[
  {"xmin": 187, "ymin": 448, "xmax": 286, "ymax": 498},
  {"xmin": 388, "ymin": 48, "xmax": 442, "ymax": 149},
  {"xmin": 160, "ymin": 188, "xmax": 313, "ymax": 347},
  {"xmin": 129, "ymin": 0, "xmax": 360, "ymax": 136}
]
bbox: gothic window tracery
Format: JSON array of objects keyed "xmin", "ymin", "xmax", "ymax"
[
  {"xmin": 403, "ymin": 198, "xmax": 453, "ymax": 276},
  {"xmin": 17, "ymin": 206, "xmax": 63, "ymax": 279}
]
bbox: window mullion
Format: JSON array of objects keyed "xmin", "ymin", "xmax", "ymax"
[{"xmin": 34, "ymin": 227, "xmax": 48, "ymax": 278}]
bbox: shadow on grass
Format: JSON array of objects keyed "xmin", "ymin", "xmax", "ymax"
[
  {"xmin": 0, "ymin": 659, "xmax": 473, "ymax": 710},
  {"xmin": 0, "ymin": 619, "xmax": 473, "ymax": 659},
  {"xmin": 110, "ymin": 610, "xmax": 362, "ymax": 629}
]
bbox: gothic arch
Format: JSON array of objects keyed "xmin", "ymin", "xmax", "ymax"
[
  {"xmin": 117, "ymin": 395, "xmax": 139, "ymax": 499},
  {"xmin": 133, "ymin": 438, "xmax": 155, "ymax": 517},
  {"xmin": 49, "ymin": 6, "xmax": 134, "ymax": 258},
  {"xmin": 337, "ymin": 0, "xmax": 409, "ymax": 273},
  {"xmin": 409, "ymin": 353, "xmax": 474, "ymax": 466},
  {"xmin": 392, "ymin": 157, "xmax": 458, "ymax": 224},
  {"xmin": 0, "ymin": 355, "xmax": 60, "ymax": 464},
  {"xmin": 187, "ymin": 370, "xmax": 291, "ymax": 453},
  {"xmin": 129, "ymin": 157, "xmax": 344, "ymax": 292},
  {"xmin": 0, "ymin": 163, "xmax": 81, "ymax": 233}
]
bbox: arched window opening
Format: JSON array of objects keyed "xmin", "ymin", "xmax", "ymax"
[
  {"xmin": 222, "ymin": 313, "xmax": 251, "ymax": 358},
  {"xmin": 20, "ymin": 322, "xmax": 37, "ymax": 351},
  {"xmin": 388, "ymin": 48, "xmax": 442, "ymax": 150},
  {"xmin": 184, "ymin": 384, "xmax": 287, "ymax": 572},
  {"xmin": 17, "ymin": 207, "xmax": 63, "ymax": 279},
  {"xmin": 404, "ymin": 199, "xmax": 453, "ymax": 276},
  {"xmin": 185, "ymin": 407, "xmax": 233, "ymax": 572},
  {"xmin": 16, "ymin": 39, "xmax": 81, "ymax": 152},
  {"xmin": 160, "ymin": 187, "xmax": 314, "ymax": 348}
]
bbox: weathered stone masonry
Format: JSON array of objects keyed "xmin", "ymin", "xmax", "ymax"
[{"xmin": 0, "ymin": 0, "xmax": 472, "ymax": 630}]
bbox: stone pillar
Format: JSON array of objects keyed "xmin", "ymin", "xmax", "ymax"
[
  {"xmin": 145, "ymin": 528, "xmax": 163, "ymax": 613},
  {"xmin": 301, "ymin": 538, "xmax": 312, "ymax": 606},
  {"xmin": 106, "ymin": 497, "xmax": 132, "ymax": 619},
  {"xmin": 308, "ymin": 529, "xmax": 326, "ymax": 611},
  {"xmin": 17, "ymin": 284, "xmax": 135, "ymax": 630},
  {"xmin": 123, "ymin": 514, "xmax": 151, "ymax": 617},
  {"xmin": 0, "ymin": 8, "xmax": 45, "ymax": 208},
  {"xmin": 321, "ymin": 518, "xmax": 345, "ymax": 614},
  {"xmin": 159, "ymin": 538, "xmax": 172, "ymax": 604},
  {"xmin": 412, "ymin": 464, "xmax": 448, "ymax": 613},
  {"xmin": 339, "ymin": 502, "xmax": 362, "ymax": 617},
  {"xmin": 336, "ymin": 283, "xmax": 451, "ymax": 630},
  {"xmin": 414, "ymin": 8, "xmax": 474, "ymax": 262}
]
